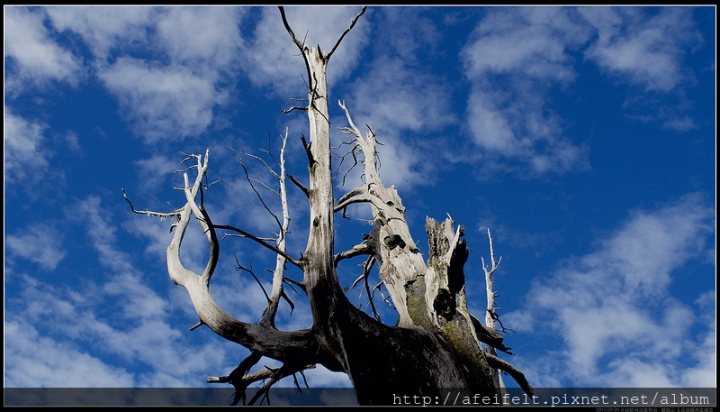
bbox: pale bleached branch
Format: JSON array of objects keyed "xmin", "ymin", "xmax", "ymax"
[
  {"xmin": 334, "ymin": 242, "xmax": 372, "ymax": 266},
  {"xmin": 482, "ymin": 228, "xmax": 510, "ymax": 393},
  {"xmin": 126, "ymin": 150, "xmax": 315, "ymax": 365},
  {"xmin": 264, "ymin": 128, "xmax": 293, "ymax": 324}
]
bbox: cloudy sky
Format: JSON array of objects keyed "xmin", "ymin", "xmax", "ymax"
[{"xmin": 4, "ymin": 5, "xmax": 716, "ymax": 397}]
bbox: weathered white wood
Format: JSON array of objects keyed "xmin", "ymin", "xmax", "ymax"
[
  {"xmin": 482, "ymin": 228, "xmax": 506, "ymax": 392},
  {"xmin": 126, "ymin": 7, "xmax": 536, "ymax": 404},
  {"xmin": 338, "ymin": 101, "xmax": 428, "ymax": 328}
]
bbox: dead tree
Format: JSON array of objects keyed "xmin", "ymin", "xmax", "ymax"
[{"xmin": 124, "ymin": 7, "xmax": 532, "ymax": 405}]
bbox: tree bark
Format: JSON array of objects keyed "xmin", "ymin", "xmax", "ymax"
[
  {"xmin": 127, "ymin": 7, "xmax": 533, "ymax": 405},
  {"xmin": 278, "ymin": 8, "xmax": 499, "ymax": 402}
]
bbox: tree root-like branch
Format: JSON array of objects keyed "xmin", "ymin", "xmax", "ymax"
[{"xmin": 208, "ymin": 355, "xmax": 315, "ymax": 406}]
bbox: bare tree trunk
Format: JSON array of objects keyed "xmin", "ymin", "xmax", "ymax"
[
  {"xmin": 125, "ymin": 7, "xmax": 532, "ymax": 405},
  {"xmin": 278, "ymin": 8, "xmax": 499, "ymax": 401}
]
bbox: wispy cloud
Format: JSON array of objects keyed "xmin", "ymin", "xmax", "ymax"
[
  {"xmin": 5, "ymin": 319, "xmax": 135, "ymax": 387},
  {"xmin": 4, "ymin": 6, "xmax": 82, "ymax": 95},
  {"xmin": 44, "ymin": 6, "xmax": 156, "ymax": 61},
  {"xmin": 463, "ymin": 7, "xmax": 589, "ymax": 82},
  {"xmin": 461, "ymin": 6, "xmax": 704, "ymax": 175},
  {"xmin": 133, "ymin": 155, "xmax": 182, "ymax": 192},
  {"xmin": 41, "ymin": 6, "xmax": 242, "ymax": 143},
  {"xmin": 6, "ymin": 223, "xmax": 67, "ymax": 271},
  {"xmin": 506, "ymin": 192, "xmax": 715, "ymax": 387},
  {"xmin": 4, "ymin": 110, "xmax": 52, "ymax": 184},
  {"xmin": 580, "ymin": 7, "xmax": 703, "ymax": 132},
  {"xmin": 4, "ymin": 196, "xmax": 237, "ymax": 387},
  {"xmin": 462, "ymin": 7, "xmax": 591, "ymax": 176},
  {"xmin": 340, "ymin": 56, "xmax": 456, "ymax": 189},
  {"xmin": 97, "ymin": 58, "xmax": 227, "ymax": 142},
  {"xmin": 580, "ymin": 7, "xmax": 701, "ymax": 93}
]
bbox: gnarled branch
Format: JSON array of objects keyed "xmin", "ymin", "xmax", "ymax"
[{"xmin": 126, "ymin": 150, "xmax": 317, "ymax": 364}]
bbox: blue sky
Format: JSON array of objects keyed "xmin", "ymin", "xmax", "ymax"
[{"xmin": 4, "ymin": 6, "xmax": 716, "ymax": 392}]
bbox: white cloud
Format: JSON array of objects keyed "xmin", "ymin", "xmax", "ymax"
[
  {"xmin": 580, "ymin": 7, "xmax": 701, "ymax": 93},
  {"xmin": 466, "ymin": 90, "xmax": 520, "ymax": 155},
  {"xmin": 4, "ymin": 196, "xmax": 242, "ymax": 388},
  {"xmin": 461, "ymin": 6, "xmax": 703, "ymax": 175},
  {"xmin": 5, "ymin": 271, "xmax": 233, "ymax": 388},
  {"xmin": 123, "ymin": 216, "xmax": 173, "ymax": 262},
  {"xmin": 679, "ymin": 324, "xmax": 717, "ymax": 387},
  {"xmin": 44, "ymin": 6, "xmax": 156, "ymax": 61},
  {"xmin": 348, "ymin": 56, "xmax": 455, "ymax": 134},
  {"xmin": 98, "ymin": 57, "xmax": 227, "ymax": 142},
  {"xmin": 508, "ymin": 192, "xmax": 715, "ymax": 386},
  {"xmin": 44, "ymin": 6, "xmax": 243, "ymax": 143},
  {"xmin": 134, "ymin": 155, "xmax": 182, "ymax": 191},
  {"xmin": 661, "ymin": 115, "xmax": 697, "ymax": 132},
  {"xmin": 463, "ymin": 7, "xmax": 588, "ymax": 82},
  {"xmin": 6, "ymin": 223, "xmax": 67, "ymax": 270},
  {"xmin": 154, "ymin": 6, "xmax": 244, "ymax": 71},
  {"xmin": 465, "ymin": 83, "xmax": 588, "ymax": 175},
  {"xmin": 103, "ymin": 272, "xmax": 170, "ymax": 321},
  {"xmin": 72, "ymin": 196, "xmax": 132, "ymax": 272},
  {"xmin": 5, "ymin": 319, "xmax": 135, "ymax": 387},
  {"xmin": 374, "ymin": 7, "xmax": 443, "ymax": 66},
  {"xmin": 64, "ymin": 130, "xmax": 82, "ymax": 153},
  {"xmin": 4, "ymin": 6, "xmax": 82, "ymax": 94},
  {"xmin": 461, "ymin": 7, "xmax": 591, "ymax": 175},
  {"xmin": 4, "ymin": 110, "xmax": 52, "ymax": 184}
]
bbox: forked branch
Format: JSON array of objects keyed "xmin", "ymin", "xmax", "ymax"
[{"xmin": 124, "ymin": 150, "xmax": 317, "ymax": 363}]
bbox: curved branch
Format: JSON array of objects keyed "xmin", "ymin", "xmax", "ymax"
[
  {"xmin": 334, "ymin": 186, "xmax": 371, "ymax": 212},
  {"xmin": 361, "ymin": 256, "xmax": 381, "ymax": 321},
  {"xmin": 283, "ymin": 105, "xmax": 308, "ymax": 115},
  {"xmin": 278, "ymin": 6, "xmax": 313, "ymax": 90},
  {"xmin": 278, "ymin": 6, "xmax": 306, "ymax": 51},
  {"xmin": 229, "ymin": 147, "xmax": 282, "ymax": 231},
  {"xmin": 334, "ymin": 242, "xmax": 372, "ymax": 266},
  {"xmin": 485, "ymin": 353, "xmax": 535, "ymax": 397},
  {"xmin": 326, "ymin": 6, "xmax": 367, "ymax": 61},
  {"xmin": 283, "ymin": 276, "xmax": 306, "ymax": 294},
  {"xmin": 213, "ymin": 224, "xmax": 301, "ymax": 268},
  {"xmin": 162, "ymin": 150, "xmax": 317, "ymax": 363},
  {"xmin": 236, "ymin": 259, "xmax": 270, "ymax": 303},
  {"xmin": 122, "ymin": 187, "xmax": 180, "ymax": 220},
  {"xmin": 287, "ymin": 174, "xmax": 309, "ymax": 198}
]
